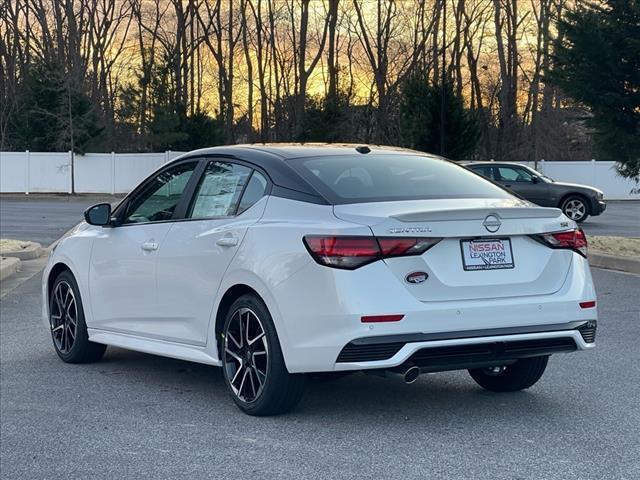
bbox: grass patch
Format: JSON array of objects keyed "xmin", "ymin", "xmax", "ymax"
[
  {"xmin": 588, "ymin": 235, "xmax": 640, "ymax": 258},
  {"xmin": 0, "ymin": 239, "xmax": 32, "ymax": 251}
]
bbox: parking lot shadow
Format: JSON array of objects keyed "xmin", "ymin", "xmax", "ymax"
[{"xmin": 90, "ymin": 346, "xmax": 568, "ymax": 426}]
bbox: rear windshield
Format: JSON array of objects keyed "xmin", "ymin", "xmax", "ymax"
[{"xmin": 289, "ymin": 154, "xmax": 512, "ymax": 204}]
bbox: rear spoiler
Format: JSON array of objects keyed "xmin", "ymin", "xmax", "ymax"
[{"xmin": 392, "ymin": 206, "xmax": 563, "ymax": 223}]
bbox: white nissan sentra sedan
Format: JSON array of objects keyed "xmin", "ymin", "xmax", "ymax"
[{"xmin": 42, "ymin": 144, "xmax": 597, "ymax": 415}]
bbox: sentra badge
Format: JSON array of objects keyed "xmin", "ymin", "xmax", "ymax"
[{"xmin": 388, "ymin": 226, "xmax": 432, "ymax": 234}]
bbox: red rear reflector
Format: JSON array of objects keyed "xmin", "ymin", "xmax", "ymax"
[
  {"xmin": 361, "ymin": 314, "xmax": 405, "ymax": 323},
  {"xmin": 580, "ymin": 301, "xmax": 596, "ymax": 309}
]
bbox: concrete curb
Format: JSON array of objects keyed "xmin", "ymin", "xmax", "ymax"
[
  {"xmin": 0, "ymin": 241, "xmax": 43, "ymax": 260},
  {"xmin": 589, "ymin": 250, "xmax": 640, "ymax": 275},
  {"xmin": 0, "ymin": 257, "xmax": 21, "ymax": 282}
]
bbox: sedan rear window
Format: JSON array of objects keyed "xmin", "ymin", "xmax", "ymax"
[{"xmin": 289, "ymin": 154, "xmax": 511, "ymax": 204}]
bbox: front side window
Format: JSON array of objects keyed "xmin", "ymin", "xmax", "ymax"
[
  {"xmin": 123, "ymin": 162, "xmax": 197, "ymax": 224},
  {"xmin": 289, "ymin": 154, "xmax": 512, "ymax": 204},
  {"xmin": 188, "ymin": 162, "xmax": 252, "ymax": 218},
  {"xmin": 496, "ymin": 167, "xmax": 533, "ymax": 183}
]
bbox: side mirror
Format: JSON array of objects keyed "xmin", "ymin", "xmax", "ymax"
[
  {"xmin": 531, "ymin": 175, "xmax": 540, "ymax": 184},
  {"xmin": 84, "ymin": 203, "xmax": 112, "ymax": 226}
]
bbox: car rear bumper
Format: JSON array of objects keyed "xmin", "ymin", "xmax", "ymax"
[
  {"xmin": 334, "ymin": 321, "xmax": 595, "ymax": 372},
  {"xmin": 271, "ymin": 253, "xmax": 597, "ymax": 373}
]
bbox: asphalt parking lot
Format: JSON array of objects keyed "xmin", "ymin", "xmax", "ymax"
[
  {"xmin": 580, "ymin": 201, "xmax": 640, "ymax": 237},
  {"xmin": 1, "ymin": 267, "xmax": 639, "ymax": 479},
  {"xmin": 0, "ymin": 195, "xmax": 123, "ymax": 246},
  {"xmin": 0, "ymin": 195, "xmax": 639, "ymax": 479}
]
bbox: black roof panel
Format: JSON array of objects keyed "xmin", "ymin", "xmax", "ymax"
[
  {"xmin": 240, "ymin": 143, "xmax": 428, "ymax": 159},
  {"xmin": 172, "ymin": 144, "xmax": 440, "ymax": 205}
]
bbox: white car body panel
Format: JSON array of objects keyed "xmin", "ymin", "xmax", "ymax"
[
  {"xmin": 88, "ymin": 222, "xmax": 173, "ymax": 336},
  {"xmin": 88, "ymin": 329, "xmax": 220, "ymax": 365},
  {"xmin": 42, "ymin": 147, "xmax": 597, "ymax": 379},
  {"xmin": 153, "ymin": 196, "xmax": 268, "ymax": 345}
]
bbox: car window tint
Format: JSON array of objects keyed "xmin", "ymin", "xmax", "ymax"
[
  {"xmin": 188, "ymin": 162, "xmax": 251, "ymax": 218},
  {"xmin": 237, "ymin": 172, "xmax": 268, "ymax": 215},
  {"xmin": 497, "ymin": 167, "xmax": 533, "ymax": 182},
  {"xmin": 124, "ymin": 162, "xmax": 197, "ymax": 224},
  {"xmin": 290, "ymin": 154, "xmax": 511, "ymax": 204},
  {"xmin": 472, "ymin": 166, "xmax": 493, "ymax": 180}
]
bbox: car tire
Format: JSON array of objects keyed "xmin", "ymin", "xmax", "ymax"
[
  {"xmin": 468, "ymin": 356, "xmax": 549, "ymax": 392},
  {"xmin": 49, "ymin": 270, "xmax": 107, "ymax": 363},
  {"xmin": 561, "ymin": 195, "xmax": 590, "ymax": 223},
  {"xmin": 221, "ymin": 294, "xmax": 306, "ymax": 416}
]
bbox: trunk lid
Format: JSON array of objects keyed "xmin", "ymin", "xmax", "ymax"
[{"xmin": 333, "ymin": 198, "xmax": 575, "ymax": 302}]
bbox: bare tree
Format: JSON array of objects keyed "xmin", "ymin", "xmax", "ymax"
[
  {"xmin": 492, "ymin": 0, "xmax": 528, "ymax": 160},
  {"xmin": 1, "ymin": 0, "xmax": 595, "ymax": 161},
  {"xmin": 197, "ymin": 0, "xmax": 242, "ymax": 140},
  {"xmin": 352, "ymin": 0, "xmax": 432, "ymax": 142}
]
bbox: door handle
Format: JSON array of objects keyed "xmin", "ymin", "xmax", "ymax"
[
  {"xmin": 141, "ymin": 241, "xmax": 159, "ymax": 251},
  {"xmin": 216, "ymin": 236, "xmax": 238, "ymax": 247}
]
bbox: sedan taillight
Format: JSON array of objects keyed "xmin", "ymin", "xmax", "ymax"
[
  {"xmin": 303, "ymin": 236, "xmax": 442, "ymax": 270},
  {"xmin": 535, "ymin": 228, "xmax": 588, "ymax": 257}
]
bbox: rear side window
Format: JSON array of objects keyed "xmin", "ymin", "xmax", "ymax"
[
  {"xmin": 289, "ymin": 154, "xmax": 511, "ymax": 204},
  {"xmin": 188, "ymin": 162, "xmax": 251, "ymax": 218},
  {"xmin": 237, "ymin": 172, "xmax": 268, "ymax": 214}
]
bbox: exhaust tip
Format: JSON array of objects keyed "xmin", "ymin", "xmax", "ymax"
[{"xmin": 403, "ymin": 366, "xmax": 420, "ymax": 384}]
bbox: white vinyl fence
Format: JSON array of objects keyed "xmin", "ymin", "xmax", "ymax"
[
  {"xmin": 520, "ymin": 160, "xmax": 639, "ymax": 200},
  {"xmin": 0, "ymin": 151, "xmax": 638, "ymax": 199},
  {"xmin": 0, "ymin": 151, "xmax": 183, "ymax": 194}
]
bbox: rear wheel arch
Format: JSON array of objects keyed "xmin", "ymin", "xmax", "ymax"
[{"xmin": 215, "ymin": 284, "xmax": 264, "ymax": 356}]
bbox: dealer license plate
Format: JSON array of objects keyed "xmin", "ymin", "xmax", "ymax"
[{"xmin": 460, "ymin": 238, "xmax": 515, "ymax": 271}]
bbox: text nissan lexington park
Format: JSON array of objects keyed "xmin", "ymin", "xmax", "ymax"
[{"xmin": 42, "ymin": 144, "xmax": 597, "ymax": 415}]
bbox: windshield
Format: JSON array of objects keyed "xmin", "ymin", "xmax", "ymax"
[
  {"xmin": 289, "ymin": 154, "xmax": 513, "ymax": 204},
  {"xmin": 523, "ymin": 165, "xmax": 553, "ymax": 182}
]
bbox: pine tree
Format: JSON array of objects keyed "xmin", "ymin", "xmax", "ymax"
[
  {"xmin": 11, "ymin": 59, "xmax": 103, "ymax": 153},
  {"xmin": 550, "ymin": 0, "xmax": 640, "ymax": 179},
  {"xmin": 301, "ymin": 91, "xmax": 352, "ymax": 143},
  {"xmin": 399, "ymin": 73, "xmax": 479, "ymax": 160}
]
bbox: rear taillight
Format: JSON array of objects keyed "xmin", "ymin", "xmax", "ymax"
[
  {"xmin": 377, "ymin": 237, "xmax": 442, "ymax": 258},
  {"xmin": 303, "ymin": 236, "xmax": 442, "ymax": 270},
  {"xmin": 535, "ymin": 229, "xmax": 588, "ymax": 257},
  {"xmin": 303, "ymin": 236, "xmax": 379, "ymax": 269}
]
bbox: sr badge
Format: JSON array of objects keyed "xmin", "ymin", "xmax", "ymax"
[{"xmin": 405, "ymin": 271, "xmax": 428, "ymax": 284}]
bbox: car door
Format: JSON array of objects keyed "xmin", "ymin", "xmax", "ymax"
[
  {"xmin": 155, "ymin": 160, "xmax": 270, "ymax": 346},
  {"xmin": 88, "ymin": 160, "xmax": 199, "ymax": 337},
  {"xmin": 494, "ymin": 165, "xmax": 549, "ymax": 205}
]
